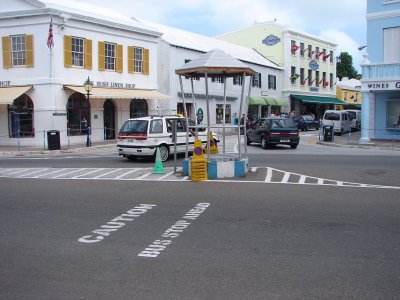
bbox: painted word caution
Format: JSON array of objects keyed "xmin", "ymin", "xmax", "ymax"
[
  {"xmin": 138, "ymin": 203, "xmax": 210, "ymax": 258},
  {"xmin": 78, "ymin": 204, "xmax": 156, "ymax": 243}
]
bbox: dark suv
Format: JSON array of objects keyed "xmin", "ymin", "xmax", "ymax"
[{"xmin": 247, "ymin": 117, "xmax": 300, "ymax": 149}]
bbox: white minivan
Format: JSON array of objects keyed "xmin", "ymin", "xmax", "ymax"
[
  {"xmin": 322, "ymin": 110, "xmax": 352, "ymax": 135},
  {"xmin": 117, "ymin": 116, "xmax": 218, "ymax": 162},
  {"xmin": 344, "ymin": 110, "xmax": 361, "ymax": 131}
]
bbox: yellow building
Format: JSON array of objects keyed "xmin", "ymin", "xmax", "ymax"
[{"xmin": 335, "ymin": 78, "xmax": 362, "ymax": 110}]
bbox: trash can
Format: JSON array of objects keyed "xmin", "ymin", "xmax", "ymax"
[
  {"xmin": 47, "ymin": 130, "xmax": 61, "ymax": 150},
  {"xmin": 323, "ymin": 125, "xmax": 334, "ymax": 142}
]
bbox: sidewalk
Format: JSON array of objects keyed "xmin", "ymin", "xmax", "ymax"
[
  {"xmin": 1, "ymin": 131, "xmax": 399, "ymax": 157},
  {"xmin": 317, "ymin": 130, "xmax": 400, "ymax": 151},
  {"xmin": 0, "ymin": 140, "xmax": 117, "ymax": 157}
]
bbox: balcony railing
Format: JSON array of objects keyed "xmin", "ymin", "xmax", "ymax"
[{"xmin": 362, "ymin": 62, "xmax": 400, "ymax": 80}]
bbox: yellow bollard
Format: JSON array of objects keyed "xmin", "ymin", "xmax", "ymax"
[
  {"xmin": 204, "ymin": 131, "xmax": 219, "ymax": 154},
  {"xmin": 191, "ymin": 138, "xmax": 207, "ymax": 181}
]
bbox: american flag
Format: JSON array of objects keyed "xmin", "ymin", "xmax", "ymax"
[{"xmin": 47, "ymin": 17, "xmax": 54, "ymax": 49}]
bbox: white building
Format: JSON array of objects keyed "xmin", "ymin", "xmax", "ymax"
[
  {"xmin": 0, "ymin": 0, "xmax": 167, "ymax": 147},
  {"xmin": 138, "ymin": 19, "xmax": 284, "ymax": 126},
  {"xmin": 0, "ymin": 0, "xmax": 283, "ymax": 148}
]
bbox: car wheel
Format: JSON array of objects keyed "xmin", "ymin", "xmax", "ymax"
[
  {"xmin": 247, "ymin": 136, "xmax": 252, "ymax": 145},
  {"xmin": 157, "ymin": 145, "xmax": 169, "ymax": 162},
  {"xmin": 261, "ymin": 137, "xmax": 267, "ymax": 149},
  {"xmin": 290, "ymin": 144, "xmax": 298, "ymax": 149},
  {"xmin": 127, "ymin": 155, "xmax": 137, "ymax": 161}
]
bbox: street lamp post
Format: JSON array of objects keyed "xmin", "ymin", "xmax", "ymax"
[{"xmin": 83, "ymin": 76, "xmax": 93, "ymax": 147}]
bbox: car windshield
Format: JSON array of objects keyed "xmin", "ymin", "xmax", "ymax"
[
  {"xmin": 347, "ymin": 111, "xmax": 356, "ymax": 119},
  {"xmin": 270, "ymin": 118, "xmax": 296, "ymax": 128},
  {"xmin": 324, "ymin": 112, "xmax": 340, "ymax": 121},
  {"xmin": 119, "ymin": 120, "xmax": 148, "ymax": 134},
  {"xmin": 303, "ymin": 115, "xmax": 313, "ymax": 121}
]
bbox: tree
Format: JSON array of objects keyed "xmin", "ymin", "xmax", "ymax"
[{"xmin": 336, "ymin": 52, "xmax": 361, "ymax": 80}]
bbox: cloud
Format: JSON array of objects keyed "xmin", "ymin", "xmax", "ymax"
[{"xmin": 319, "ymin": 30, "xmax": 364, "ymax": 72}]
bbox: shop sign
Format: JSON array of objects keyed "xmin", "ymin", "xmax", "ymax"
[
  {"xmin": 96, "ymin": 81, "xmax": 136, "ymax": 89},
  {"xmin": 309, "ymin": 59, "xmax": 319, "ymax": 71},
  {"xmin": 309, "ymin": 87, "xmax": 319, "ymax": 92},
  {"xmin": 364, "ymin": 81, "xmax": 400, "ymax": 90},
  {"xmin": 0, "ymin": 81, "xmax": 11, "ymax": 87},
  {"xmin": 262, "ymin": 34, "xmax": 281, "ymax": 46}
]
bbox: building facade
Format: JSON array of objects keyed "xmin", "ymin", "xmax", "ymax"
[
  {"xmin": 140, "ymin": 20, "xmax": 283, "ymax": 126},
  {"xmin": 0, "ymin": 0, "xmax": 166, "ymax": 147},
  {"xmin": 336, "ymin": 78, "xmax": 362, "ymax": 110},
  {"xmin": 218, "ymin": 21, "xmax": 342, "ymax": 120},
  {"xmin": 360, "ymin": 0, "xmax": 400, "ymax": 142}
]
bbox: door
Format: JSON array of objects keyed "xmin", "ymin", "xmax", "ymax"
[{"xmin": 103, "ymin": 99, "xmax": 115, "ymax": 140}]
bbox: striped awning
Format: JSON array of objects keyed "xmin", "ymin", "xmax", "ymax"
[
  {"xmin": 249, "ymin": 96, "xmax": 286, "ymax": 106},
  {"xmin": 0, "ymin": 86, "xmax": 33, "ymax": 104}
]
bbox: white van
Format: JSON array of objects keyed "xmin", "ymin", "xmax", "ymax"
[
  {"xmin": 344, "ymin": 110, "xmax": 361, "ymax": 131},
  {"xmin": 117, "ymin": 116, "xmax": 218, "ymax": 162},
  {"xmin": 322, "ymin": 110, "xmax": 352, "ymax": 135}
]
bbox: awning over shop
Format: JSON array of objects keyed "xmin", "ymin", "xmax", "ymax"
[
  {"xmin": 292, "ymin": 94, "xmax": 347, "ymax": 105},
  {"xmin": 0, "ymin": 86, "xmax": 33, "ymax": 104},
  {"xmin": 64, "ymin": 86, "xmax": 170, "ymax": 100},
  {"xmin": 249, "ymin": 96, "xmax": 286, "ymax": 106}
]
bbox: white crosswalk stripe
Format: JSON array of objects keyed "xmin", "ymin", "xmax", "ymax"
[{"xmin": 0, "ymin": 167, "xmax": 399, "ymax": 189}]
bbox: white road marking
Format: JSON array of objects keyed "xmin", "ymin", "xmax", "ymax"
[
  {"xmin": 114, "ymin": 168, "xmax": 138, "ymax": 179},
  {"xmin": 18, "ymin": 168, "xmax": 48, "ymax": 177},
  {"xmin": 53, "ymin": 168, "xmax": 86, "ymax": 178},
  {"xmin": 35, "ymin": 168, "xmax": 67, "ymax": 178},
  {"xmin": 281, "ymin": 172, "xmax": 291, "ymax": 183},
  {"xmin": 73, "ymin": 168, "xmax": 105, "ymax": 178},
  {"xmin": 264, "ymin": 167, "xmax": 273, "ymax": 182}
]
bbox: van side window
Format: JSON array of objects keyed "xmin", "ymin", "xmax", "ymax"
[{"xmin": 150, "ymin": 119, "xmax": 163, "ymax": 134}]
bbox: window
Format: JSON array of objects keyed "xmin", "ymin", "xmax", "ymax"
[
  {"xmin": 233, "ymin": 76, "xmax": 243, "ymax": 86},
  {"xmin": 315, "ymin": 71, "xmax": 319, "ymax": 86},
  {"xmin": 322, "ymin": 72, "xmax": 327, "ymax": 88},
  {"xmin": 308, "ymin": 69, "xmax": 312, "ymax": 86},
  {"xmin": 71, "ymin": 37, "xmax": 84, "ymax": 67},
  {"xmin": 308, "ymin": 45, "xmax": 312, "ymax": 59},
  {"xmin": 329, "ymin": 73, "xmax": 333, "ymax": 89},
  {"xmin": 130, "ymin": 99, "xmax": 148, "ymax": 118},
  {"xmin": 2, "ymin": 35, "xmax": 33, "ymax": 68},
  {"xmin": 8, "ymin": 94, "xmax": 34, "ymax": 138},
  {"xmin": 150, "ymin": 119, "xmax": 163, "ymax": 134},
  {"xmin": 291, "ymin": 40, "xmax": 297, "ymax": 55},
  {"xmin": 216, "ymin": 104, "xmax": 231, "ymax": 124},
  {"xmin": 134, "ymin": 47, "xmax": 143, "ymax": 73},
  {"xmin": 105, "ymin": 43, "xmax": 115, "ymax": 70},
  {"xmin": 64, "ymin": 36, "xmax": 92, "ymax": 69},
  {"xmin": 128, "ymin": 46, "xmax": 149, "ymax": 75},
  {"xmin": 330, "ymin": 51, "xmax": 333, "ymax": 63},
  {"xmin": 291, "ymin": 66, "xmax": 296, "ymax": 84},
  {"xmin": 300, "ymin": 68, "xmax": 305, "ymax": 85},
  {"xmin": 11, "ymin": 35, "xmax": 26, "ymax": 66},
  {"xmin": 99, "ymin": 41, "xmax": 122, "ymax": 72},
  {"xmin": 322, "ymin": 49, "xmax": 326, "ymax": 62},
  {"xmin": 384, "ymin": 27, "xmax": 400, "ymax": 63},
  {"xmin": 386, "ymin": 100, "xmax": 400, "ymax": 128},
  {"xmin": 268, "ymin": 75, "xmax": 276, "ymax": 90},
  {"xmin": 315, "ymin": 47, "xmax": 320, "ymax": 60},
  {"xmin": 212, "ymin": 77, "xmax": 225, "ymax": 84},
  {"xmin": 252, "ymin": 73, "xmax": 261, "ymax": 88},
  {"xmin": 66, "ymin": 93, "xmax": 90, "ymax": 136},
  {"xmin": 300, "ymin": 43, "xmax": 305, "ymax": 58}
]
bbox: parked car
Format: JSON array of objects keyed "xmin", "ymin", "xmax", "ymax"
[
  {"xmin": 247, "ymin": 117, "xmax": 300, "ymax": 149},
  {"xmin": 117, "ymin": 116, "xmax": 218, "ymax": 162},
  {"xmin": 290, "ymin": 115, "xmax": 320, "ymax": 131},
  {"xmin": 344, "ymin": 110, "xmax": 361, "ymax": 131},
  {"xmin": 322, "ymin": 110, "xmax": 352, "ymax": 135}
]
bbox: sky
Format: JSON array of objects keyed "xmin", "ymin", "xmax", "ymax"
[{"xmin": 81, "ymin": 0, "xmax": 367, "ymax": 71}]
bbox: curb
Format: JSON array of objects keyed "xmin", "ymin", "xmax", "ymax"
[
  {"xmin": 0, "ymin": 143, "xmax": 117, "ymax": 157},
  {"xmin": 317, "ymin": 141, "xmax": 400, "ymax": 151}
]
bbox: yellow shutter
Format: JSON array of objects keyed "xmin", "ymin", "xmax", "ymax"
[
  {"xmin": 84, "ymin": 39, "xmax": 92, "ymax": 70},
  {"xmin": 2, "ymin": 36, "xmax": 11, "ymax": 69},
  {"xmin": 98, "ymin": 41, "xmax": 105, "ymax": 71},
  {"xmin": 64, "ymin": 35, "xmax": 72, "ymax": 67},
  {"xmin": 128, "ymin": 46, "xmax": 134, "ymax": 74},
  {"xmin": 143, "ymin": 48, "xmax": 149, "ymax": 75},
  {"xmin": 116, "ymin": 44, "xmax": 123, "ymax": 73},
  {"xmin": 25, "ymin": 34, "xmax": 34, "ymax": 68}
]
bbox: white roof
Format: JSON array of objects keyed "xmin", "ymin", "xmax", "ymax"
[
  {"xmin": 35, "ymin": 0, "xmax": 160, "ymax": 36},
  {"xmin": 137, "ymin": 19, "xmax": 281, "ymax": 70},
  {"xmin": 337, "ymin": 78, "xmax": 361, "ymax": 89}
]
